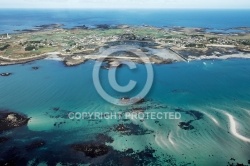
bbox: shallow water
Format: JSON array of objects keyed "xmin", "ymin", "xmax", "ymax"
[{"xmin": 0, "ymin": 59, "xmax": 250, "ymax": 165}]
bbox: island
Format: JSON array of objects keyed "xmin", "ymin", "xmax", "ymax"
[{"xmin": 0, "ymin": 24, "xmax": 250, "ymax": 66}]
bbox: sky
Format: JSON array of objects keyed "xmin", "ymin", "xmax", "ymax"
[{"xmin": 0, "ymin": 0, "xmax": 250, "ymax": 9}]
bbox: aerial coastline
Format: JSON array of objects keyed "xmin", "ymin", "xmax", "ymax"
[
  {"xmin": 1, "ymin": 24, "xmax": 250, "ymax": 67},
  {"xmin": 1, "ymin": 7, "xmax": 250, "ymax": 165}
]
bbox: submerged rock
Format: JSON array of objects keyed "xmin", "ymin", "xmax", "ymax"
[
  {"xmin": 96, "ymin": 134, "xmax": 114, "ymax": 143},
  {"xmin": 114, "ymin": 123, "xmax": 153, "ymax": 135},
  {"xmin": 71, "ymin": 142, "xmax": 158, "ymax": 165},
  {"xmin": 131, "ymin": 107, "xmax": 145, "ymax": 113},
  {"xmin": 32, "ymin": 66, "xmax": 39, "ymax": 70},
  {"xmin": 0, "ymin": 72, "xmax": 12, "ymax": 77},
  {"xmin": 175, "ymin": 108, "xmax": 204, "ymax": 130},
  {"xmin": 115, "ymin": 124, "xmax": 129, "ymax": 132},
  {"xmin": 0, "ymin": 111, "xmax": 30, "ymax": 132},
  {"xmin": 35, "ymin": 24, "xmax": 63, "ymax": 29},
  {"xmin": 25, "ymin": 140, "xmax": 46, "ymax": 151},
  {"xmin": 119, "ymin": 97, "xmax": 146, "ymax": 105},
  {"xmin": 178, "ymin": 121, "xmax": 194, "ymax": 130},
  {"xmin": 102, "ymin": 147, "xmax": 158, "ymax": 166},
  {"xmin": 71, "ymin": 134, "xmax": 114, "ymax": 159},
  {"xmin": 52, "ymin": 107, "xmax": 60, "ymax": 111},
  {"xmin": 71, "ymin": 143, "xmax": 110, "ymax": 158}
]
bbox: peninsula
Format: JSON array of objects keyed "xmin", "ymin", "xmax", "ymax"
[{"xmin": 1, "ymin": 24, "xmax": 250, "ymax": 66}]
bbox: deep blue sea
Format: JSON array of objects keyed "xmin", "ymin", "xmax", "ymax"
[{"xmin": 0, "ymin": 9, "xmax": 250, "ymax": 34}]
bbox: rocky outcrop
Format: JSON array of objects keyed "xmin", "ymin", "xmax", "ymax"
[
  {"xmin": 71, "ymin": 134, "xmax": 114, "ymax": 158},
  {"xmin": 119, "ymin": 97, "xmax": 146, "ymax": 105},
  {"xmin": 64, "ymin": 55, "xmax": 86, "ymax": 66},
  {"xmin": 0, "ymin": 72, "xmax": 12, "ymax": 76},
  {"xmin": 149, "ymin": 55, "xmax": 174, "ymax": 64},
  {"xmin": 178, "ymin": 121, "xmax": 194, "ymax": 130},
  {"xmin": 0, "ymin": 111, "xmax": 30, "ymax": 132},
  {"xmin": 71, "ymin": 143, "xmax": 110, "ymax": 158},
  {"xmin": 115, "ymin": 124, "xmax": 129, "ymax": 132}
]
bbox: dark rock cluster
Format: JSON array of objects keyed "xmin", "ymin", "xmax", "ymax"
[
  {"xmin": 25, "ymin": 140, "xmax": 46, "ymax": 151},
  {"xmin": 71, "ymin": 143, "xmax": 110, "ymax": 158},
  {"xmin": 73, "ymin": 25, "xmax": 89, "ymax": 29},
  {"xmin": 32, "ymin": 66, "xmax": 39, "ymax": 70},
  {"xmin": 114, "ymin": 123, "xmax": 153, "ymax": 135},
  {"xmin": 0, "ymin": 72, "xmax": 12, "ymax": 76},
  {"xmin": 115, "ymin": 124, "xmax": 129, "ymax": 132},
  {"xmin": 98, "ymin": 147, "xmax": 158, "ymax": 166},
  {"xmin": 178, "ymin": 121, "xmax": 195, "ymax": 130},
  {"xmin": 96, "ymin": 24, "xmax": 111, "ymax": 29},
  {"xmin": 175, "ymin": 108, "xmax": 204, "ymax": 130},
  {"xmin": 70, "ymin": 134, "xmax": 114, "ymax": 158},
  {"xmin": 0, "ymin": 111, "xmax": 30, "ymax": 132}
]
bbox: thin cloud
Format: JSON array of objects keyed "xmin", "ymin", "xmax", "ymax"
[{"xmin": 1, "ymin": 0, "xmax": 250, "ymax": 9}]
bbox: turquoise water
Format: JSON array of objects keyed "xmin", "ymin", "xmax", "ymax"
[
  {"xmin": 1, "ymin": 9, "xmax": 250, "ymax": 34},
  {"xmin": 0, "ymin": 59, "xmax": 250, "ymax": 165}
]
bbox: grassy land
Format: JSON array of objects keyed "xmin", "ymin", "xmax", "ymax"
[{"xmin": 1, "ymin": 26, "xmax": 250, "ymax": 60}]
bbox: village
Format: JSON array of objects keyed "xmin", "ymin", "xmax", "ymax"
[{"xmin": 0, "ymin": 25, "xmax": 250, "ymax": 66}]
